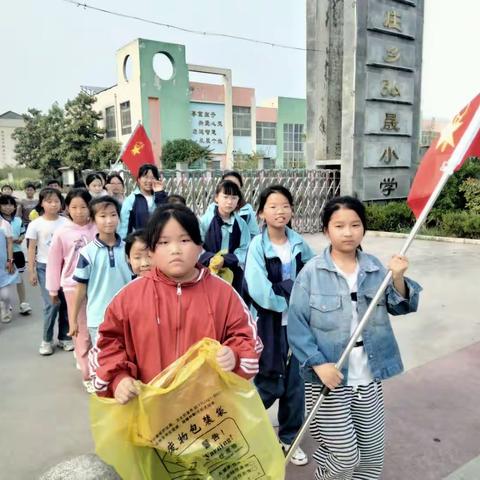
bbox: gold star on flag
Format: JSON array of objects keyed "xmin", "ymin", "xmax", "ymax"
[
  {"xmin": 131, "ymin": 141, "xmax": 144, "ymax": 156},
  {"xmin": 436, "ymin": 106, "xmax": 469, "ymax": 152}
]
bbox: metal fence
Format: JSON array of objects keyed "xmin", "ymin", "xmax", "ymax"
[{"xmin": 121, "ymin": 169, "xmax": 341, "ymax": 233}]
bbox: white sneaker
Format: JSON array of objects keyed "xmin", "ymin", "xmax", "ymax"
[
  {"xmin": 57, "ymin": 339, "xmax": 74, "ymax": 351},
  {"xmin": 281, "ymin": 442, "xmax": 309, "ymax": 466},
  {"xmin": 39, "ymin": 341, "xmax": 54, "ymax": 356},
  {"xmin": 83, "ymin": 380, "xmax": 96, "ymax": 395},
  {"xmin": 19, "ymin": 302, "xmax": 32, "ymax": 315}
]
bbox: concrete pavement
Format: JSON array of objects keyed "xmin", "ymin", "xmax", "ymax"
[{"xmin": 1, "ymin": 233, "xmax": 479, "ymax": 479}]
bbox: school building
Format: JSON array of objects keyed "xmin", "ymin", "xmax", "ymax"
[{"xmin": 92, "ymin": 38, "xmax": 306, "ymax": 170}]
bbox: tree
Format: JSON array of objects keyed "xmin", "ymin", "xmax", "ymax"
[
  {"xmin": 12, "ymin": 109, "xmax": 45, "ymax": 171},
  {"xmin": 161, "ymin": 139, "xmax": 212, "ymax": 169},
  {"xmin": 89, "ymin": 139, "xmax": 121, "ymax": 170},
  {"xmin": 60, "ymin": 92, "xmax": 105, "ymax": 170}
]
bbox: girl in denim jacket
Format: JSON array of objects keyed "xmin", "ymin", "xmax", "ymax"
[{"xmin": 288, "ymin": 196, "xmax": 421, "ymax": 480}]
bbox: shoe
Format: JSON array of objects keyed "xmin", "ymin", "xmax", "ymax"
[
  {"xmin": 19, "ymin": 302, "xmax": 32, "ymax": 315},
  {"xmin": 0, "ymin": 302, "xmax": 10, "ymax": 323},
  {"xmin": 83, "ymin": 380, "xmax": 96, "ymax": 395},
  {"xmin": 281, "ymin": 442, "xmax": 309, "ymax": 466},
  {"xmin": 57, "ymin": 339, "xmax": 74, "ymax": 351},
  {"xmin": 39, "ymin": 341, "xmax": 54, "ymax": 356}
]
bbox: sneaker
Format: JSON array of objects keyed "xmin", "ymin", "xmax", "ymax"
[
  {"xmin": 57, "ymin": 339, "xmax": 74, "ymax": 352},
  {"xmin": 39, "ymin": 341, "xmax": 54, "ymax": 356},
  {"xmin": 19, "ymin": 302, "xmax": 32, "ymax": 315},
  {"xmin": 83, "ymin": 380, "xmax": 96, "ymax": 395},
  {"xmin": 281, "ymin": 442, "xmax": 309, "ymax": 466},
  {"xmin": 0, "ymin": 302, "xmax": 10, "ymax": 323}
]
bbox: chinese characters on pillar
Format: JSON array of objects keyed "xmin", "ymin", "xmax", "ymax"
[{"xmin": 190, "ymin": 103, "xmax": 226, "ymax": 154}]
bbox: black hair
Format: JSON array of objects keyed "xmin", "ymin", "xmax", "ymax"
[
  {"xmin": 106, "ymin": 173, "xmax": 125, "ymax": 186},
  {"xmin": 1, "ymin": 184, "xmax": 13, "ymax": 192},
  {"xmin": 144, "ymin": 204, "xmax": 202, "ymax": 250},
  {"xmin": 321, "ymin": 195, "xmax": 367, "ymax": 232},
  {"xmin": 24, "ymin": 183, "xmax": 36, "ymax": 190},
  {"xmin": 257, "ymin": 184, "xmax": 294, "ymax": 214},
  {"xmin": 166, "ymin": 194, "xmax": 186, "ymax": 206},
  {"xmin": 45, "ymin": 178, "xmax": 62, "ymax": 187},
  {"xmin": 89, "ymin": 195, "xmax": 121, "ymax": 219},
  {"xmin": 138, "ymin": 164, "xmax": 160, "ymax": 180},
  {"xmin": 73, "ymin": 179, "xmax": 86, "ymax": 189},
  {"xmin": 65, "ymin": 188, "xmax": 92, "ymax": 210},
  {"xmin": 97, "ymin": 171, "xmax": 107, "ymax": 184},
  {"xmin": 85, "ymin": 173, "xmax": 104, "ymax": 188},
  {"xmin": 215, "ymin": 180, "xmax": 243, "ymax": 210},
  {"xmin": 0, "ymin": 194, "xmax": 17, "ymax": 219},
  {"xmin": 125, "ymin": 229, "xmax": 146, "ymax": 258},
  {"xmin": 35, "ymin": 187, "xmax": 64, "ymax": 215},
  {"xmin": 221, "ymin": 170, "xmax": 244, "ymax": 188}
]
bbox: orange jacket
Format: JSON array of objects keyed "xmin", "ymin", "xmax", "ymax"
[{"xmin": 90, "ymin": 265, "xmax": 262, "ymax": 397}]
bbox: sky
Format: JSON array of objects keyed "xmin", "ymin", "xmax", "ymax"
[{"xmin": 1, "ymin": 0, "xmax": 478, "ymax": 120}]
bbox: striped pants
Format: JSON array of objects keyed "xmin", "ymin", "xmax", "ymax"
[{"xmin": 305, "ymin": 381, "xmax": 385, "ymax": 480}]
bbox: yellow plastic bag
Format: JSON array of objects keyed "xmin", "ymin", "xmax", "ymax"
[
  {"xmin": 90, "ymin": 338, "xmax": 285, "ymax": 479},
  {"xmin": 208, "ymin": 250, "xmax": 234, "ymax": 284}
]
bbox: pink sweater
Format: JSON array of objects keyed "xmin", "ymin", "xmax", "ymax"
[{"xmin": 46, "ymin": 221, "xmax": 98, "ymax": 295}]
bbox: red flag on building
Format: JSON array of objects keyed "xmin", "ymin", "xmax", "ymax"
[
  {"xmin": 407, "ymin": 94, "xmax": 480, "ymax": 218},
  {"xmin": 120, "ymin": 124, "xmax": 156, "ymax": 178}
]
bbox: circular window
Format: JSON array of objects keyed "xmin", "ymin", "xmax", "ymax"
[
  {"xmin": 123, "ymin": 55, "xmax": 133, "ymax": 82},
  {"xmin": 153, "ymin": 52, "xmax": 174, "ymax": 81}
]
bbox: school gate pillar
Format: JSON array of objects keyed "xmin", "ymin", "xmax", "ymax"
[{"xmin": 307, "ymin": 0, "xmax": 424, "ymax": 201}]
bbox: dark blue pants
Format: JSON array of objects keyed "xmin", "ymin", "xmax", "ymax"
[{"xmin": 254, "ymin": 354, "xmax": 305, "ymax": 445}]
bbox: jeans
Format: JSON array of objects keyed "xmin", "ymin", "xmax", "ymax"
[
  {"xmin": 254, "ymin": 355, "xmax": 305, "ymax": 445},
  {"xmin": 36, "ymin": 263, "xmax": 70, "ymax": 343}
]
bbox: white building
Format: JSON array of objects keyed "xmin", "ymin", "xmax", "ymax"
[{"xmin": 0, "ymin": 111, "xmax": 24, "ymax": 167}]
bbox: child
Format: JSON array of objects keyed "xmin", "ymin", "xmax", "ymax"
[
  {"xmin": 46, "ymin": 189, "xmax": 97, "ymax": 389},
  {"xmin": 244, "ymin": 185, "xmax": 315, "ymax": 466},
  {"xmin": 26, "ymin": 188, "xmax": 70, "ymax": 355},
  {"xmin": 205, "ymin": 171, "xmax": 259, "ymax": 239},
  {"xmin": 85, "ymin": 173, "xmax": 107, "ymax": 199},
  {"xmin": 0, "ymin": 195, "xmax": 32, "ymax": 315},
  {"xmin": 71, "ymin": 196, "xmax": 131, "ymax": 346},
  {"xmin": 0, "ymin": 226, "xmax": 19, "ymax": 324},
  {"xmin": 125, "ymin": 229, "xmax": 151, "ymax": 277},
  {"xmin": 199, "ymin": 180, "xmax": 250, "ymax": 294},
  {"xmin": 287, "ymin": 196, "xmax": 422, "ymax": 480},
  {"xmin": 119, "ymin": 164, "xmax": 168, "ymax": 239},
  {"xmin": 105, "ymin": 173, "xmax": 125, "ymax": 205},
  {"xmin": 89, "ymin": 204, "xmax": 262, "ymax": 403},
  {"xmin": 166, "ymin": 194, "xmax": 186, "ymax": 206},
  {"xmin": 18, "ymin": 183, "xmax": 37, "ymax": 228}
]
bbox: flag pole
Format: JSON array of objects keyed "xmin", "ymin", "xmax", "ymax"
[{"xmin": 285, "ymin": 105, "xmax": 480, "ymax": 465}]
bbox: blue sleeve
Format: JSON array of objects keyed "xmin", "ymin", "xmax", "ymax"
[
  {"xmin": 287, "ymin": 271, "xmax": 328, "ymax": 368},
  {"xmin": 154, "ymin": 190, "xmax": 168, "ymax": 206},
  {"xmin": 244, "ymin": 204, "xmax": 260, "ymax": 238},
  {"xmin": 72, "ymin": 252, "xmax": 91, "ymax": 284},
  {"xmin": 386, "ymin": 276, "xmax": 422, "ymax": 315},
  {"xmin": 244, "ymin": 236, "xmax": 288, "ymax": 313},
  {"xmin": 118, "ymin": 193, "xmax": 134, "ymax": 239},
  {"xmin": 199, "ymin": 210, "xmax": 214, "ymax": 243},
  {"xmin": 301, "ymin": 239, "xmax": 316, "ymax": 263}
]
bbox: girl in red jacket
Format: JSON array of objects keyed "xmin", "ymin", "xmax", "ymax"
[{"xmin": 90, "ymin": 204, "xmax": 262, "ymax": 404}]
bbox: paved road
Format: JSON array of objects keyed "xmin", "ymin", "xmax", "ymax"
[{"xmin": 1, "ymin": 233, "xmax": 479, "ymax": 479}]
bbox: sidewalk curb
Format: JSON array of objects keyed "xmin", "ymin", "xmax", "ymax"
[{"xmin": 367, "ymin": 230, "xmax": 480, "ymax": 245}]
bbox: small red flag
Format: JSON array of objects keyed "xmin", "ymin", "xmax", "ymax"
[
  {"xmin": 120, "ymin": 124, "xmax": 156, "ymax": 178},
  {"xmin": 407, "ymin": 94, "xmax": 480, "ymax": 218}
]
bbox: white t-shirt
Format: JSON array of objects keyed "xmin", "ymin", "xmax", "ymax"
[
  {"xmin": 335, "ymin": 262, "xmax": 373, "ymax": 387},
  {"xmin": 272, "ymin": 240, "xmax": 292, "ymax": 326},
  {"xmin": 0, "ymin": 218, "xmax": 12, "ymax": 238},
  {"xmin": 26, "ymin": 216, "xmax": 68, "ymax": 263}
]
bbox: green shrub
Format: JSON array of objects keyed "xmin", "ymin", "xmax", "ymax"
[
  {"xmin": 441, "ymin": 211, "xmax": 480, "ymax": 239},
  {"xmin": 459, "ymin": 178, "xmax": 480, "ymax": 214},
  {"xmin": 366, "ymin": 201, "xmax": 415, "ymax": 232}
]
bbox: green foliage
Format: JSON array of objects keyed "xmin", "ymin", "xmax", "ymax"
[
  {"xmin": 161, "ymin": 139, "xmax": 212, "ymax": 170},
  {"xmin": 233, "ymin": 151, "xmax": 263, "ymax": 170},
  {"xmin": 88, "ymin": 139, "xmax": 121, "ymax": 171},
  {"xmin": 459, "ymin": 178, "xmax": 480, "ymax": 214},
  {"xmin": 440, "ymin": 211, "xmax": 480, "ymax": 239},
  {"xmin": 365, "ymin": 201, "xmax": 415, "ymax": 231},
  {"xmin": 11, "ymin": 92, "xmax": 120, "ymax": 176}
]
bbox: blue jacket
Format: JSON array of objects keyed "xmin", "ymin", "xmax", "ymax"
[
  {"xmin": 244, "ymin": 227, "xmax": 315, "ymax": 376},
  {"xmin": 205, "ymin": 202, "xmax": 260, "ymax": 239},
  {"xmin": 287, "ymin": 247, "xmax": 422, "ymax": 385},
  {"xmin": 118, "ymin": 188, "xmax": 167, "ymax": 239}
]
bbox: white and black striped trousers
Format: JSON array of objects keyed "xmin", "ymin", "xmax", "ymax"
[{"xmin": 305, "ymin": 381, "xmax": 385, "ymax": 480}]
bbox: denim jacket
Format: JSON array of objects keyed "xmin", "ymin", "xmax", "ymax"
[{"xmin": 287, "ymin": 247, "xmax": 422, "ymax": 385}]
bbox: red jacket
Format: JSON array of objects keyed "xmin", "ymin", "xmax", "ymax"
[{"xmin": 90, "ymin": 265, "xmax": 262, "ymax": 397}]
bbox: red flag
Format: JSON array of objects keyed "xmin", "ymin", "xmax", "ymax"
[
  {"xmin": 407, "ymin": 94, "xmax": 480, "ymax": 218},
  {"xmin": 120, "ymin": 124, "xmax": 156, "ymax": 178}
]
